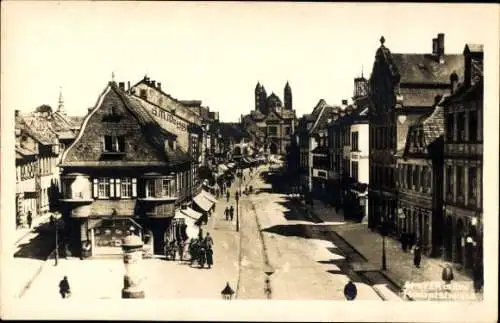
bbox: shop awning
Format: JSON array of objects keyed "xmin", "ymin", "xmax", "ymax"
[
  {"xmin": 193, "ymin": 193, "xmax": 214, "ymax": 212},
  {"xmin": 201, "ymin": 189, "xmax": 217, "ymax": 203},
  {"xmin": 177, "ymin": 207, "xmax": 203, "ymax": 221}
]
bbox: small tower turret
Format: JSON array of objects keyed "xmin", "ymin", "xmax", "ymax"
[{"xmin": 284, "ymin": 81, "xmax": 292, "ymax": 110}]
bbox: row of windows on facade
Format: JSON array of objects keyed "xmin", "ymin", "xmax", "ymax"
[
  {"xmin": 370, "ymin": 163, "xmax": 479, "ymax": 202},
  {"xmin": 370, "ymin": 126, "xmax": 396, "ymax": 150},
  {"xmin": 327, "ymin": 129, "xmax": 361, "ymax": 150},
  {"xmin": 102, "ymin": 134, "xmax": 201, "ymax": 157},
  {"xmin": 267, "ymin": 126, "xmax": 291, "ymax": 136},
  {"xmin": 445, "ymin": 165, "xmax": 480, "ymax": 203},
  {"xmin": 446, "ymin": 109, "xmax": 480, "ymax": 143},
  {"xmin": 17, "ymin": 156, "xmax": 58, "ymax": 181},
  {"xmin": 64, "ymin": 172, "xmax": 193, "ymax": 200}
]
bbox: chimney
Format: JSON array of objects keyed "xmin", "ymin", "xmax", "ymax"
[
  {"xmin": 432, "ymin": 38, "xmax": 438, "ymax": 56},
  {"xmin": 437, "ymin": 33, "xmax": 445, "ymax": 63},
  {"xmin": 157, "ymin": 82, "xmax": 162, "ymax": 90},
  {"xmin": 450, "ymin": 72, "xmax": 459, "ymax": 93},
  {"xmin": 15, "ymin": 109, "xmax": 20, "ymax": 117},
  {"xmin": 172, "ymin": 140, "xmax": 176, "ymax": 150},
  {"xmin": 127, "ymin": 81, "xmax": 131, "ymax": 92},
  {"xmin": 118, "ymin": 82, "xmax": 125, "ymax": 91},
  {"xmin": 151, "ymin": 80, "xmax": 156, "ymax": 88}
]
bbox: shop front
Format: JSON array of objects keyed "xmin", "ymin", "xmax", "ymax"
[{"xmin": 87, "ymin": 216, "xmax": 143, "ymax": 256}]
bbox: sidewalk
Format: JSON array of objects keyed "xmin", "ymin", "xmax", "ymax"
[
  {"xmin": 20, "ymin": 191, "xmax": 240, "ymax": 301},
  {"xmin": 308, "ymin": 201, "xmax": 474, "ymax": 290},
  {"xmin": 14, "ymin": 212, "xmax": 61, "ymax": 247}
]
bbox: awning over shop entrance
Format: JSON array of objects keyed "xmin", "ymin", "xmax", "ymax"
[
  {"xmin": 178, "ymin": 207, "xmax": 203, "ymax": 221},
  {"xmin": 201, "ymin": 189, "xmax": 217, "ymax": 203},
  {"xmin": 193, "ymin": 193, "xmax": 214, "ymax": 212}
]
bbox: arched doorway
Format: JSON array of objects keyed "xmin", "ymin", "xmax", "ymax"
[
  {"xmin": 455, "ymin": 219, "xmax": 464, "ymax": 265},
  {"xmin": 445, "ymin": 216, "xmax": 453, "ymax": 261},
  {"xmin": 270, "ymin": 142, "xmax": 278, "ymax": 155}
]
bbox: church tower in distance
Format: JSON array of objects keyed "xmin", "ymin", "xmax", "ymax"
[{"xmin": 284, "ymin": 81, "xmax": 292, "ymax": 110}]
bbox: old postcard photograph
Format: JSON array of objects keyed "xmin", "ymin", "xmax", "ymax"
[{"xmin": 1, "ymin": 1, "xmax": 498, "ymax": 322}]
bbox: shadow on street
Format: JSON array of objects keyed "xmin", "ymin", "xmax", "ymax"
[{"xmin": 14, "ymin": 222, "xmax": 56, "ymax": 260}]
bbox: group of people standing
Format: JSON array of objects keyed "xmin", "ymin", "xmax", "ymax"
[
  {"xmin": 400, "ymin": 232, "xmax": 422, "ymax": 268},
  {"xmin": 224, "ymin": 205, "xmax": 235, "ymax": 222}
]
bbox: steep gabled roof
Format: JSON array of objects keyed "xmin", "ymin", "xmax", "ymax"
[
  {"xmin": 309, "ymin": 100, "xmax": 336, "ymax": 135},
  {"xmin": 391, "ymin": 54, "xmax": 464, "ymax": 84},
  {"xmin": 62, "ymin": 82, "xmax": 192, "ymax": 167}
]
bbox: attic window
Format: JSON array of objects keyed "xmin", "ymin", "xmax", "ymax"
[
  {"xmin": 102, "ymin": 105, "xmax": 122, "ymax": 122},
  {"xmin": 102, "ymin": 135, "xmax": 125, "ymax": 155}
]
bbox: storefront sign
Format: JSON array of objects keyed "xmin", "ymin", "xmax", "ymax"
[
  {"xmin": 151, "ymin": 107, "xmax": 188, "ymax": 132},
  {"xmin": 93, "ymin": 218, "xmax": 142, "ymax": 248}
]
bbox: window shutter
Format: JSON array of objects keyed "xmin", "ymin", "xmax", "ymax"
[
  {"xmin": 132, "ymin": 178, "xmax": 137, "ymax": 197},
  {"xmin": 115, "ymin": 179, "xmax": 121, "ymax": 198},
  {"xmin": 93, "ymin": 178, "xmax": 98, "ymax": 198},
  {"xmin": 110, "ymin": 179, "xmax": 115, "ymax": 197}
]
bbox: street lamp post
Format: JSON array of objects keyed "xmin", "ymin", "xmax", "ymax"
[
  {"xmin": 380, "ymin": 219, "xmax": 388, "ymax": 271},
  {"xmin": 235, "ymin": 191, "xmax": 240, "ymax": 232}
]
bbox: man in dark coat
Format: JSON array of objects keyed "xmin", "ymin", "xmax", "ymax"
[
  {"xmin": 413, "ymin": 245, "xmax": 422, "ymax": 268},
  {"xmin": 225, "ymin": 207, "xmax": 229, "ymax": 221},
  {"xmin": 229, "ymin": 205, "xmax": 234, "ymax": 221},
  {"xmin": 226, "ymin": 191, "xmax": 230, "ymax": 202},
  {"xmin": 27, "ymin": 211, "xmax": 33, "ymax": 229},
  {"xmin": 400, "ymin": 232, "xmax": 408, "ymax": 252},
  {"xmin": 59, "ymin": 276, "xmax": 71, "ymax": 298},
  {"xmin": 205, "ymin": 247, "xmax": 214, "ymax": 269}
]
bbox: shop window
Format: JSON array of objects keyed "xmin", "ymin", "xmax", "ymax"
[
  {"xmin": 268, "ymin": 126, "xmax": 277, "ymax": 136},
  {"xmin": 351, "ymin": 131, "xmax": 359, "ymax": 151}
]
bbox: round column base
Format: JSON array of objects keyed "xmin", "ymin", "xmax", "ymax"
[{"xmin": 122, "ymin": 289, "xmax": 145, "ymax": 299}]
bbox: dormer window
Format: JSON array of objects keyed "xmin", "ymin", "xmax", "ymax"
[{"xmin": 103, "ymin": 135, "xmax": 125, "ymax": 153}]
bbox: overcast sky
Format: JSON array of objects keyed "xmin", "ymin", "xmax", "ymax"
[{"xmin": 1, "ymin": 2, "xmax": 497, "ymax": 122}]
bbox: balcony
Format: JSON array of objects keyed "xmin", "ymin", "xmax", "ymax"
[{"xmin": 138, "ymin": 196, "xmax": 177, "ymax": 202}]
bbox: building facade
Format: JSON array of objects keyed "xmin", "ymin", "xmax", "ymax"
[
  {"xmin": 242, "ymin": 82, "xmax": 297, "ymax": 155},
  {"xmin": 368, "ymin": 34, "xmax": 464, "ymax": 234},
  {"xmin": 14, "ymin": 96, "xmax": 81, "ymax": 228},
  {"xmin": 441, "ymin": 44, "xmax": 483, "ymax": 275},
  {"xmin": 59, "ymin": 81, "xmax": 210, "ymax": 257},
  {"xmin": 396, "ymin": 103, "xmax": 445, "ymax": 257}
]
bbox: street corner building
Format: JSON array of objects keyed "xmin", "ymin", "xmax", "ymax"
[
  {"xmin": 58, "ymin": 80, "xmax": 215, "ymax": 258},
  {"xmin": 368, "ymin": 34, "xmax": 484, "ymax": 272},
  {"xmin": 367, "ymin": 34, "xmax": 465, "ymax": 233},
  {"xmin": 15, "ymin": 93, "xmax": 82, "ymax": 228}
]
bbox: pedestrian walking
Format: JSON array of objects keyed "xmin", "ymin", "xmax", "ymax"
[
  {"xmin": 408, "ymin": 232, "xmax": 415, "ymax": 250},
  {"xmin": 400, "ymin": 232, "xmax": 408, "ymax": 252},
  {"xmin": 229, "ymin": 205, "xmax": 234, "ymax": 221},
  {"xmin": 413, "ymin": 244, "xmax": 422, "ymax": 268},
  {"xmin": 27, "ymin": 210, "xmax": 33, "ymax": 229},
  {"xmin": 205, "ymin": 247, "xmax": 213, "ymax": 269},
  {"xmin": 204, "ymin": 232, "xmax": 214, "ymax": 249},
  {"xmin": 59, "ymin": 276, "xmax": 71, "ymax": 299},
  {"xmin": 226, "ymin": 191, "xmax": 230, "ymax": 202},
  {"xmin": 224, "ymin": 207, "xmax": 230, "ymax": 221}
]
